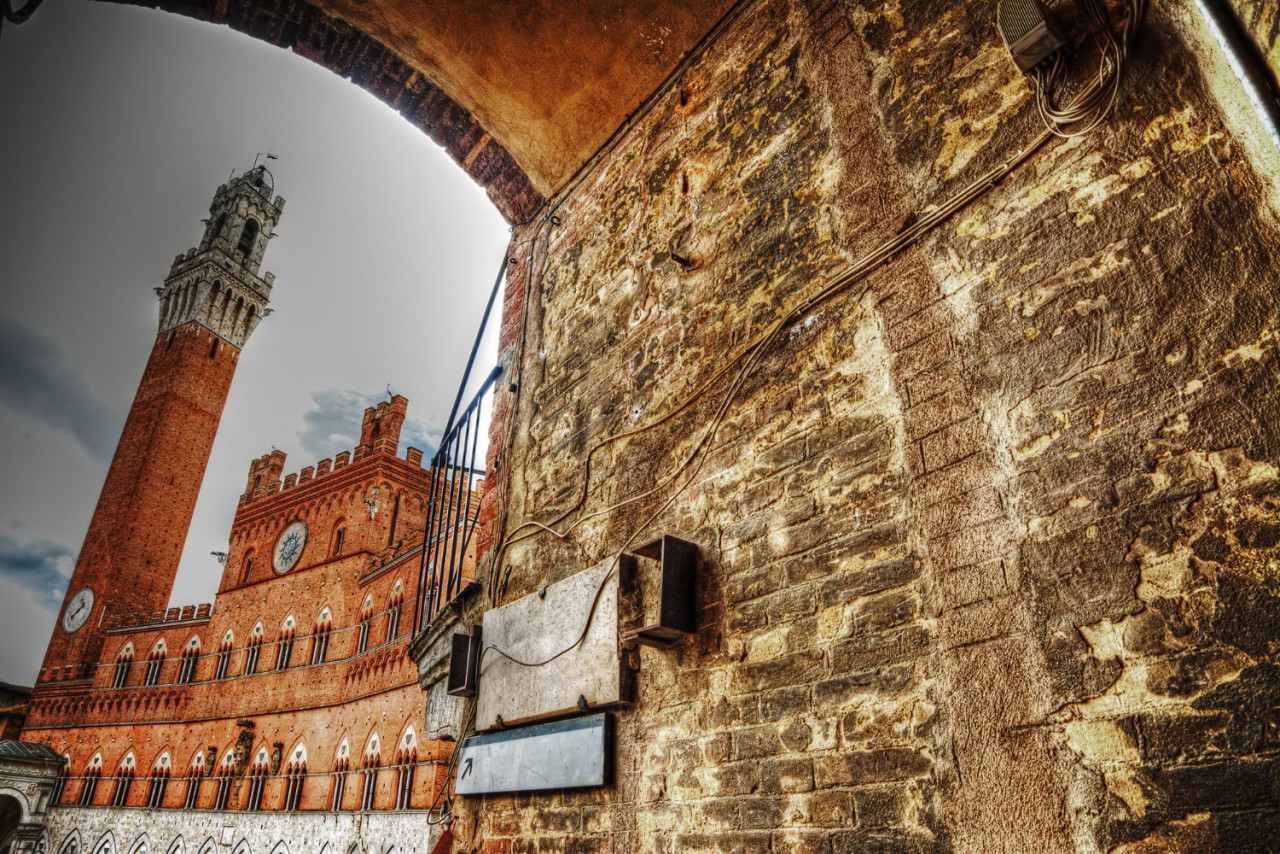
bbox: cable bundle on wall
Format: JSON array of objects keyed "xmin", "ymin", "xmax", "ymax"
[
  {"xmin": 493, "ymin": 0, "xmax": 1150, "ymax": 582},
  {"xmin": 1033, "ymin": 0, "xmax": 1149, "ymax": 136}
]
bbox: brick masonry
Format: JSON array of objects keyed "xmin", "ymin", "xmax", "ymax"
[
  {"xmin": 18, "ymin": 0, "xmax": 1280, "ymax": 851},
  {"xmin": 448, "ymin": 0, "xmax": 1280, "ymax": 851},
  {"xmin": 20, "ymin": 175, "xmax": 455, "ymax": 841},
  {"xmin": 25, "ymin": 414, "xmax": 450, "ymax": 817}
]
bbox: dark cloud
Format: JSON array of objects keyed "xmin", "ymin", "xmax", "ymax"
[
  {"xmin": 0, "ymin": 534, "xmax": 75, "ymax": 612},
  {"xmin": 0, "ymin": 315, "xmax": 124, "ymax": 464},
  {"xmin": 297, "ymin": 388, "xmax": 438, "ymax": 461}
]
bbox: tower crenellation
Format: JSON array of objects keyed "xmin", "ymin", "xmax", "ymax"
[
  {"xmin": 156, "ymin": 165, "xmax": 284, "ymax": 349},
  {"xmin": 237, "ymin": 403, "xmax": 428, "ymax": 509}
]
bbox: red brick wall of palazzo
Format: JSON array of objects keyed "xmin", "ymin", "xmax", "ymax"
[
  {"xmin": 37, "ymin": 322, "xmax": 239, "ymax": 686},
  {"xmin": 25, "ymin": 402, "xmax": 452, "ymax": 814}
]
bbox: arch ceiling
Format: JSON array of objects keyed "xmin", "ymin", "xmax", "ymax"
[{"xmin": 101, "ymin": 0, "xmax": 737, "ymax": 222}]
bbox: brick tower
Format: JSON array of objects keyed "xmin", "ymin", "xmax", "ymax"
[{"xmin": 36, "ymin": 166, "xmax": 285, "ymax": 686}]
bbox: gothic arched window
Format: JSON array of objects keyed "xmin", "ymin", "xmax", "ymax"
[
  {"xmin": 360, "ymin": 734, "xmax": 380, "ymax": 811},
  {"xmin": 309, "ymin": 609, "xmax": 332, "ymax": 666},
  {"xmin": 51, "ymin": 755, "xmax": 70, "ymax": 804},
  {"xmin": 331, "ymin": 521, "xmax": 346, "ymax": 557},
  {"xmin": 275, "ymin": 616, "xmax": 296, "ymax": 670},
  {"xmin": 215, "ymin": 631, "xmax": 233, "ymax": 680},
  {"xmin": 113, "ymin": 644, "xmax": 134, "ymax": 689},
  {"xmin": 143, "ymin": 641, "xmax": 167, "ymax": 687},
  {"xmin": 356, "ymin": 596, "xmax": 373, "ymax": 655},
  {"xmin": 184, "ymin": 751, "xmax": 205, "ymax": 809},
  {"xmin": 147, "ymin": 753, "xmax": 171, "ymax": 808},
  {"xmin": 111, "ymin": 753, "xmax": 136, "ymax": 807},
  {"xmin": 330, "ymin": 740, "xmax": 350, "ymax": 810},
  {"xmin": 244, "ymin": 623, "xmax": 264, "ymax": 675},
  {"xmin": 79, "ymin": 754, "xmax": 103, "ymax": 805},
  {"xmin": 246, "ymin": 747, "xmax": 269, "ymax": 811},
  {"xmin": 237, "ymin": 219, "xmax": 259, "ymax": 256},
  {"xmin": 178, "ymin": 637, "xmax": 200, "ymax": 684},
  {"xmin": 283, "ymin": 742, "xmax": 307, "ymax": 811},
  {"xmin": 394, "ymin": 726, "xmax": 417, "ymax": 810},
  {"xmin": 386, "ymin": 581, "xmax": 404, "ymax": 643},
  {"xmin": 213, "ymin": 751, "xmax": 235, "ymax": 810}
]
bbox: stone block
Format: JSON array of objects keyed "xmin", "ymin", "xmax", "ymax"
[
  {"xmin": 936, "ymin": 560, "xmax": 1008, "ymax": 611},
  {"xmin": 919, "ymin": 416, "xmax": 985, "ymax": 473},
  {"xmin": 813, "ymin": 748, "xmax": 930, "ymax": 788},
  {"xmin": 938, "ymin": 594, "xmax": 1018, "ymax": 649},
  {"xmin": 906, "ymin": 360, "xmax": 965, "ymax": 407},
  {"xmin": 893, "ymin": 330, "xmax": 952, "ymax": 380},
  {"xmin": 830, "ymin": 624, "xmax": 932, "ymax": 673},
  {"xmin": 759, "ymin": 756, "xmax": 815, "ymax": 793}
]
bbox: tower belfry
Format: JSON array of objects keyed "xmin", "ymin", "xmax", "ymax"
[
  {"xmin": 35, "ymin": 167, "xmax": 284, "ymax": 686},
  {"xmin": 158, "ymin": 165, "xmax": 285, "ymax": 348}
]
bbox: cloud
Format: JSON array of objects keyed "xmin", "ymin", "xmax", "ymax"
[
  {"xmin": 0, "ymin": 574, "xmax": 57, "ymax": 686},
  {"xmin": 296, "ymin": 388, "xmax": 438, "ymax": 461},
  {"xmin": 0, "ymin": 534, "xmax": 75, "ymax": 614},
  {"xmin": 0, "ymin": 314, "xmax": 124, "ymax": 464}
]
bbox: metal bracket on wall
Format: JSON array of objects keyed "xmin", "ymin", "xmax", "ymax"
[
  {"xmin": 447, "ymin": 626, "xmax": 482, "ymax": 697},
  {"xmin": 621, "ymin": 535, "xmax": 699, "ymax": 649}
]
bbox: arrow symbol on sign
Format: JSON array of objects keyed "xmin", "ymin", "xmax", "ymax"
[{"xmin": 461, "ymin": 758, "xmax": 473, "ymax": 779}]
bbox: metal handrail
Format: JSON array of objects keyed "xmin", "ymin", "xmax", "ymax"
[{"xmin": 413, "ymin": 365, "xmax": 501, "ymax": 633}]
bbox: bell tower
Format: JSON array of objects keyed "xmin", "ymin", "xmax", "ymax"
[{"xmin": 35, "ymin": 166, "xmax": 285, "ymax": 686}]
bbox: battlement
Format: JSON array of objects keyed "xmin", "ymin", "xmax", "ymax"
[
  {"xmin": 359, "ymin": 395, "xmax": 409, "ymax": 452},
  {"xmin": 239, "ymin": 397, "xmax": 429, "ymax": 508},
  {"xmin": 214, "ymin": 165, "xmax": 286, "ymax": 215},
  {"xmin": 106, "ymin": 602, "xmax": 212, "ymax": 633}
]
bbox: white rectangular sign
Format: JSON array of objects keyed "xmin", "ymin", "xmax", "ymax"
[
  {"xmin": 476, "ymin": 556, "xmax": 633, "ymax": 730},
  {"xmin": 454, "ymin": 713, "xmax": 612, "ymax": 795}
]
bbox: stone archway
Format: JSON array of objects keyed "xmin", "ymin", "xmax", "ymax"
[
  {"xmin": 110, "ymin": 0, "xmax": 543, "ymax": 222},
  {"xmin": 98, "ymin": 0, "xmax": 737, "ymax": 221},
  {"xmin": 0, "ymin": 794, "xmax": 23, "ymax": 852}
]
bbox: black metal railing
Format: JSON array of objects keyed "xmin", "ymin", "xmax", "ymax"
[
  {"xmin": 414, "ymin": 365, "xmax": 501, "ymax": 632},
  {"xmin": 411, "ymin": 254, "xmax": 508, "ymax": 634}
]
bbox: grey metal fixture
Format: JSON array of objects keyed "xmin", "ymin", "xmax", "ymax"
[
  {"xmin": 622, "ymin": 535, "xmax": 699, "ymax": 648},
  {"xmin": 997, "ymin": 0, "xmax": 1066, "ymax": 74},
  {"xmin": 447, "ymin": 626, "xmax": 482, "ymax": 697}
]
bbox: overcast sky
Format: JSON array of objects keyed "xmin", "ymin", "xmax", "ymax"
[{"xmin": 0, "ymin": 1, "xmax": 509, "ymax": 685}]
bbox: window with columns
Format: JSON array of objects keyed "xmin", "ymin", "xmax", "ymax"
[{"xmin": 113, "ymin": 645, "xmax": 134, "ymax": 689}]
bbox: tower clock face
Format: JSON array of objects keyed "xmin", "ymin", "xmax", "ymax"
[
  {"xmin": 273, "ymin": 520, "xmax": 309, "ymax": 574},
  {"xmin": 63, "ymin": 587, "xmax": 94, "ymax": 634}
]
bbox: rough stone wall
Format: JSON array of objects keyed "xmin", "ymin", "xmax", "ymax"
[
  {"xmin": 42, "ymin": 804, "xmax": 440, "ymax": 854},
  {"xmin": 459, "ymin": 0, "xmax": 1280, "ymax": 851}
]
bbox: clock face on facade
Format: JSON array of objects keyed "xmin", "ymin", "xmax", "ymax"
[
  {"xmin": 63, "ymin": 587, "xmax": 94, "ymax": 634},
  {"xmin": 273, "ymin": 520, "xmax": 309, "ymax": 574}
]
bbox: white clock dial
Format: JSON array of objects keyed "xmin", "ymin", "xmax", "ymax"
[
  {"xmin": 62, "ymin": 587, "xmax": 94, "ymax": 634},
  {"xmin": 273, "ymin": 520, "xmax": 309, "ymax": 574}
]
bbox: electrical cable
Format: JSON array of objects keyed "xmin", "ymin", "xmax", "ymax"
[
  {"xmin": 1033, "ymin": 0, "xmax": 1147, "ymax": 137},
  {"xmin": 434, "ymin": 5, "xmax": 1152, "ymax": 830},
  {"xmin": 479, "ymin": 0, "xmax": 1149, "ymax": 675}
]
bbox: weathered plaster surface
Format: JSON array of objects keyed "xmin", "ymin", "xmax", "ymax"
[{"xmin": 457, "ymin": 0, "xmax": 1280, "ymax": 851}]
